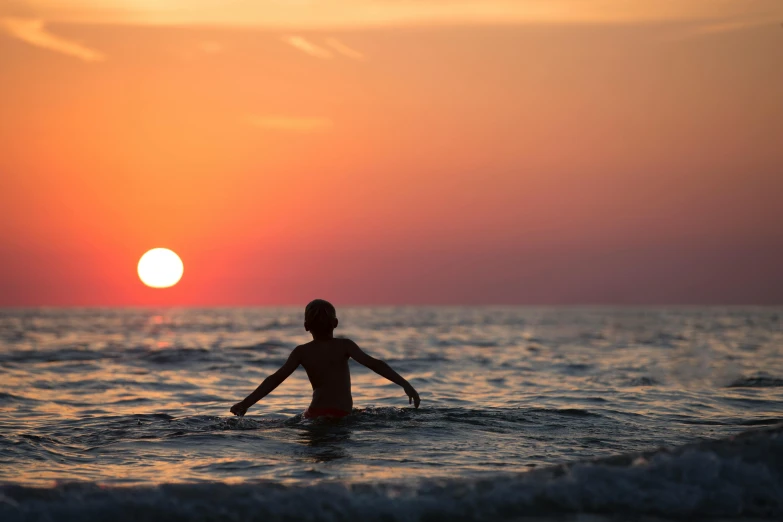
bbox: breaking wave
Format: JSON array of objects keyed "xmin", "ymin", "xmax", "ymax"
[{"xmin": 2, "ymin": 425, "xmax": 782, "ymax": 521}]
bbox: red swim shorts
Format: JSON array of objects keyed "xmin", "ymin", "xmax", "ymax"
[{"xmin": 303, "ymin": 407, "xmax": 350, "ymax": 419}]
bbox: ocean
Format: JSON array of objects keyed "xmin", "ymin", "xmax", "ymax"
[{"xmin": 1, "ymin": 306, "xmax": 781, "ymax": 521}]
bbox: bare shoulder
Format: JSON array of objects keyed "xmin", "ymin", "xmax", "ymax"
[
  {"xmin": 338, "ymin": 338, "xmax": 376, "ymax": 366},
  {"xmin": 291, "ymin": 343, "xmax": 311, "ymax": 359},
  {"xmin": 335, "ymin": 337, "xmax": 359, "ymax": 354}
]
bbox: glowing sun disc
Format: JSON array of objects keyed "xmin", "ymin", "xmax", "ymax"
[{"xmin": 137, "ymin": 248, "xmax": 184, "ymax": 288}]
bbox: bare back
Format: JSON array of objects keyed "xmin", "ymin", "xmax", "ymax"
[
  {"xmin": 297, "ymin": 338, "xmax": 354, "ymax": 412},
  {"xmin": 230, "ymin": 332, "xmax": 419, "ymax": 418}
]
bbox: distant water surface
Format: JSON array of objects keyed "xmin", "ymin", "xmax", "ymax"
[{"xmin": 0, "ymin": 307, "xmax": 781, "ymax": 520}]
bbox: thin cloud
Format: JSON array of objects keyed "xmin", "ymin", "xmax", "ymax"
[
  {"xmin": 666, "ymin": 17, "xmax": 775, "ymax": 41},
  {"xmin": 12, "ymin": 1, "xmax": 783, "ymax": 28},
  {"xmin": 325, "ymin": 37, "xmax": 365, "ymax": 61},
  {"xmin": 282, "ymin": 36, "xmax": 332, "ymax": 59},
  {"xmin": 0, "ymin": 17, "xmax": 105, "ymax": 62},
  {"xmin": 689, "ymin": 19, "xmax": 773, "ymax": 36},
  {"xmin": 246, "ymin": 115, "xmax": 333, "ymax": 132}
]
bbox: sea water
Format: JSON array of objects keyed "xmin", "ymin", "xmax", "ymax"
[{"xmin": 0, "ymin": 307, "xmax": 781, "ymax": 520}]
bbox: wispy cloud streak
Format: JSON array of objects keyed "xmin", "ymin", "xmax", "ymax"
[
  {"xmin": 325, "ymin": 38, "xmax": 365, "ymax": 61},
  {"xmin": 282, "ymin": 36, "xmax": 332, "ymax": 59},
  {"xmin": 10, "ymin": 1, "xmax": 783, "ymax": 28},
  {"xmin": 665, "ymin": 17, "xmax": 776, "ymax": 41},
  {"xmin": 0, "ymin": 17, "xmax": 105, "ymax": 62}
]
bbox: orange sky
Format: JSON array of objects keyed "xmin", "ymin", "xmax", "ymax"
[{"xmin": 1, "ymin": 1, "xmax": 782, "ymax": 305}]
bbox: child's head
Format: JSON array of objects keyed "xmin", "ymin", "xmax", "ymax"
[{"xmin": 304, "ymin": 299, "xmax": 338, "ymax": 337}]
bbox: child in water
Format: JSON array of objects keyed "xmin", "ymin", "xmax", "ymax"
[{"xmin": 230, "ymin": 299, "xmax": 421, "ymax": 418}]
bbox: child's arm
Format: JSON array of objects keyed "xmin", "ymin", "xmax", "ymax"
[
  {"xmin": 230, "ymin": 347, "xmax": 301, "ymax": 416},
  {"xmin": 347, "ymin": 341, "xmax": 420, "ymax": 408}
]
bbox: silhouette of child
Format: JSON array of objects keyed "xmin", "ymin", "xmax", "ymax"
[{"xmin": 230, "ymin": 299, "xmax": 421, "ymax": 418}]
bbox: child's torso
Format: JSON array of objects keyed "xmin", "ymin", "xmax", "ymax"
[{"xmin": 299, "ymin": 339, "xmax": 353, "ymax": 412}]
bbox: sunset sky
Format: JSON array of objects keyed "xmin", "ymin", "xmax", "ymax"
[{"xmin": 1, "ymin": 1, "xmax": 782, "ymax": 306}]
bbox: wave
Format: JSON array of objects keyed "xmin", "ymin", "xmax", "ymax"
[
  {"xmin": 627, "ymin": 376, "xmax": 660, "ymax": 386},
  {"xmin": 0, "ymin": 392, "xmax": 37, "ymax": 403},
  {"xmin": 0, "ymin": 343, "xmax": 297, "ymax": 368},
  {"xmin": 728, "ymin": 373, "xmax": 783, "ymax": 388},
  {"xmin": 4, "ymin": 424, "xmax": 780, "ymax": 521},
  {"xmin": 223, "ymin": 341, "xmax": 291, "ymax": 351},
  {"xmin": 0, "ymin": 345, "xmax": 111, "ymax": 364}
]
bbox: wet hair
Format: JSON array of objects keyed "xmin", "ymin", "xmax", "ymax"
[{"xmin": 304, "ymin": 299, "xmax": 337, "ymax": 334}]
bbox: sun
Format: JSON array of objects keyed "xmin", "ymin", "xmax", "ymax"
[{"xmin": 137, "ymin": 248, "xmax": 184, "ymax": 288}]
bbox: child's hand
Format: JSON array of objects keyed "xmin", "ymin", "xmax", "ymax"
[
  {"xmin": 404, "ymin": 384, "xmax": 420, "ymax": 409},
  {"xmin": 230, "ymin": 402, "xmax": 248, "ymax": 416}
]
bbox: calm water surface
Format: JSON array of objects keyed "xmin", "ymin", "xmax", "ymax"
[{"xmin": 1, "ymin": 307, "xmax": 782, "ymax": 520}]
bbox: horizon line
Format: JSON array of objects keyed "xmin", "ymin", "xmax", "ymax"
[{"xmin": 1, "ymin": 303, "xmax": 780, "ymax": 309}]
